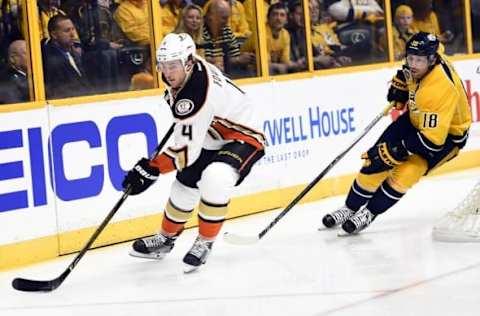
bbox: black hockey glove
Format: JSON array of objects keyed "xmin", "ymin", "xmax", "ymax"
[
  {"xmin": 122, "ymin": 158, "xmax": 160, "ymax": 195},
  {"xmin": 361, "ymin": 141, "xmax": 409, "ymax": 174},
  {"xmin": 387, "ymin": 67, "xmax": 409, "ymax": 110}
]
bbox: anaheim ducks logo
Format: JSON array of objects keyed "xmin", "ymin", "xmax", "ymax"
[{"xmin": 175, "ymin": 99, "xmax": 194, "ymax": 116}]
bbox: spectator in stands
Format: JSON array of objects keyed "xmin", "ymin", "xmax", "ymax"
[
  {"xmin": 242, "ymin": 0, "xmax": 258, "ymax": 28},
  {"xmin": 42, "ymin": 14, "xmax": 92, "ymax": 99},
  {"xmin": 310, "ymin": 0, "xmax": 351, "ymax": 69},
  {"xmin": 0, "ymin": 39, "xmax": 28, "ymax": 104},
  {"xmin": 326, "ymin": 0, "xmax": 383, "ymax": 23},
  {"xmin": 203, "ymin": 0, "xmax": 255, "ymax": 74},
  {"xmin": 174, "ymin": 4, "xmax": 206, "ymax": 57},
  {"xmin": 69, "ymin": 0, "xmax": 127, "ymax": 94},
  {"xmin": 409, "ymin": 0, "xmax": 453, "ymax": 44},
  {"xmin": 287, "ymin": 1, "xmax": 307, "ymax": 70},
  {"xmin": 38, "ymin": 0, "xmax": 72, "ymax": 40},
  {"xmin": 1, "ymin": 0, "xmax": 24, "ymax": 65},
  {"xmin": 386, "ymin": 5, "xmax": 415, "ymax": 60},
  {"xmin": 114, "ymin": 0, "xmax": 150, "ymax": 45},
  {"xmin": 203, "ymin": 0, "xmax": 252, "ymax": 44},
  {"xmin": 266, "ymin": 2, "xmax": 304, "ymax": 74},
  {"xmin": 434, "ymin": 0, "xmax": 466, "ymax": 54},
  {"xmin": 237, "ymin": 0, "xmax": 259, "ymax": 53},
  {"xmin": 228, "ymin": 0, "xmax": 251, "ymax": 43},
  {"xmin": 70, "ymin": 0, "xmax": 125, "ymax": 50},
  {"xmin": 160, "ymin": 0, "xmax": 183, "ymax": 39}
]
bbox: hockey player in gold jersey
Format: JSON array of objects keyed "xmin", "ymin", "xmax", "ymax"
[{"xmin": 322, "ymin": 32, "xmax": 472, "ymax": 234}]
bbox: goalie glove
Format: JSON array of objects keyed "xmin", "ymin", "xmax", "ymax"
[
  {"xmin": 122, "ymin": 158, "xmax": 160, "ymax": 195},
  {"xmin": 361, "ymin": 141, "xmax": 409, "ymax": 174},
  {"xmin": 387, "ymin": 66, "xmax": 410, "ymax": 110}
]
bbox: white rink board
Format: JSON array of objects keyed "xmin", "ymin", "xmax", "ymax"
[
  {"xmin": 1, "ymin": 59, "xmax": 479, "ymax": 247},
  {"xmin": 0, "ymin": 109, "xmax": 57, "ymax": 244}
]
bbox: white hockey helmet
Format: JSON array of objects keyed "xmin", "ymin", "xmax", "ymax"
[{"xmin": 156, "ymin": 33, "xmax": 196, "ymax": 68}]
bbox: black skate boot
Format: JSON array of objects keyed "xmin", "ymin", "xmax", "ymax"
[
  {"xmin": 129, "ymin": 233, "xmax": 177, "ymax": 260},
  {"xmin": 322, "ymin": 205, "xmax": 355, "ymax": 228},
  {"xmin": 341, "ymin": 207, "xmax": 376, "ymax": 234},
  {"xmin": 183, "ymin": 236, "xmax": 214, "ymax": 273}
]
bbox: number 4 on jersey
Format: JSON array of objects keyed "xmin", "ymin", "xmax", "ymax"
[{"xmin": 182, "ymin": 125, "xmax": 193, "ymax": 140}]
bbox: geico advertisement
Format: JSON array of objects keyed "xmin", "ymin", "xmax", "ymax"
[{"xmin": 0, "ymin": 97, "xmax": 176, "ymax": 236}]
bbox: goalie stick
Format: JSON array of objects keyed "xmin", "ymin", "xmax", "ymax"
[
  {"xmin": 11, "ymin": 123, "xmax": 176, "ymax": 292},
  {"xmin": 224, "ymin": 103, "xmax": 394, "ymax": 245}
]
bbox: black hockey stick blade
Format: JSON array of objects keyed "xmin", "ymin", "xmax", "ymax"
[{"xmin": 12, "ymin": 270, "xmax": 69, "ymax": 292}]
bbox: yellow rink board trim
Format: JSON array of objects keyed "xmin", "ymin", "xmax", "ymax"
[{"xmin": 1, "ymin": 150, "xmax": 479, "ymax": 271}]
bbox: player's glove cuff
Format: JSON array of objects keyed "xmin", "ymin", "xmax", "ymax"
[
  {"xmin": 387, "ymin": 69, "xmax": 409, "ymax": 106},
  {"xmin": 361, "ymin": 141, "xmax": 409, "ymax": 174},
  {"xmin": 122, "ymin": 158, "xmax": 160, "ymax": 195}
]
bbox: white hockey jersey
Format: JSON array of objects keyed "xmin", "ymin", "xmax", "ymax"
[{"xmin": 151, "ymin": 58, "xmax": 266, "ymax": 173}]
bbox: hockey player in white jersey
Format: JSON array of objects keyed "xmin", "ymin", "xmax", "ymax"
[{"xmin": 122, "ymin": 33, "xmax": 266, "ymax": 272}]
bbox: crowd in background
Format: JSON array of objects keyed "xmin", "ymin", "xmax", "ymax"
[{"xmin": 0, "ymin": 0, "xmax": 479, "ymax": 104}]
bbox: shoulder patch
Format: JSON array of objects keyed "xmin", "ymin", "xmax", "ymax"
[
  {"xmin": 171, "ymin": 61, "xmax": 209, "ymax": 120},
  {"xmin": 175, "ymin": 99, "xmax": 195, "ymax": 116}
]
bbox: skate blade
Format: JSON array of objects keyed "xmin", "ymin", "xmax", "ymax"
[
  {"xmin": 317, "ymin": 225, "xmax": 339, "ymax": 231},
  {"xmin": 129, "ymin": 250, "xmax": 167, "ymax": 260},
  {"xmin": 183, "ymin": 263, "xmax": 201, "ymax": 274},
  {"xmin": 337, "ymin": 230, "xmax": 357, "ymax": 237}
]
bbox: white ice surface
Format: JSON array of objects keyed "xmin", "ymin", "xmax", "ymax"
[{"xmin": 1, "ymin": 168, "xmax": 480, "ymax": 316}]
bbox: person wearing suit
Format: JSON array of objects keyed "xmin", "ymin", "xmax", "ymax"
[
  {"xmin": 42, "ymin": 14, "xmax": 92, "ymax": 99},
  {"xmin": 0, "ymin": 40, "xmax": 29, "ymax": 104}
]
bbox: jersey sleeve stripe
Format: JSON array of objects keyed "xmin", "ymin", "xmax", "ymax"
[
  {"xmin": 149, "ymin": 152, "xmax": 176, "ymax": 174},
  {"xmin": 208, "ymin": 127, "xmax": 222, "ymax": 140},
  {"xmin": 416, "ymin": 131, "xmax": 443, "ymax": 152},
  {"xmin": 212, "ymin": 120, "xmax": 265, "ymax": 149},
  {"xmin": 150, "ymin": 146, "xmax": 188, "ymax": 173},
  {"xmin": 213, "ymin": 116, "xmax": 266, "ymax": 145}
]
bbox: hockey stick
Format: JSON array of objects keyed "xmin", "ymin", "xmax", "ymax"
[
  {"xmin": 224, "ymin": 103, "xmax": 394, "ymax": 245},
  {"xmin": 12, "ymin": 123, "xmax": 176, "ymax": 292}
]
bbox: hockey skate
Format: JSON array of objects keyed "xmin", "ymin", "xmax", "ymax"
[
  {"xmin": 321, "ymin": 205, "xmax": 356, "ymax": 229},
  {"xmin": 183, "ymin": 236, "xmax": 214, "ymax": 273},
  {"xmin": 129, "ymin": 233, "xmax": 177, "ymax": 260},
  {"xmin": 340, "ymin": 207, "xmax": 376, "ymax": 235}
]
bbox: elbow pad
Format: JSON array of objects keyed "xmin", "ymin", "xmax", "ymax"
[{"xmin": 403, "ymin": 130, "xmax": 443, "ymax": 160}]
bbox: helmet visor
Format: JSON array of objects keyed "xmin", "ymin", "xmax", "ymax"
[{"xmin": 156, "ymin": 59, "xmax": 184, "ymax": 73}]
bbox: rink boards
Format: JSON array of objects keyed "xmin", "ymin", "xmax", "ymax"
[{"xmin": 1, "ymin": 59, "xmax": 479, "ymax": 270}]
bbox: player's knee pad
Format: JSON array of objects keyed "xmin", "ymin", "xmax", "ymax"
[
  {"xmin": 199, "ymin": 162, "xmax": 239, "ymax": 204},
  {"xmin": 389, "ymin": 154, "xmax": 428, "ymax": 191},
  {"xmin": 169, "ymin": 179, "xmax": 200, "ymax": 211}
]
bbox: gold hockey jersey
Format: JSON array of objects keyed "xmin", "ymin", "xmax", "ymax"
[{"xmin": 406, "ymin": 54, "xmax": 471, "ymax": 148}]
